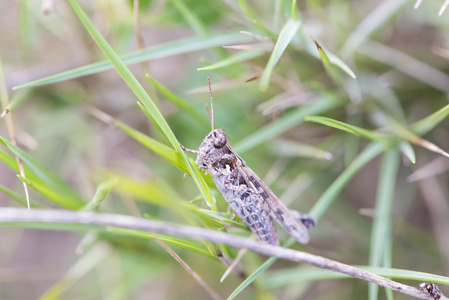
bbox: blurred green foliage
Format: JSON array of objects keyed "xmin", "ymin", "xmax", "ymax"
[{"xmin": 1, "ymin": 0, "xmax": 449, "ymax": 299}]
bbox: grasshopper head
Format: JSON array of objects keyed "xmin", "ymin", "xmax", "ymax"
[{"xmin": 195, "ymin": 129, "xmax": 232, "ymax": 171}]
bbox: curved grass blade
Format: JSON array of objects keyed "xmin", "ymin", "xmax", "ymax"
[
  {"xmin": 0, "ymin": 137, "xmax": 85, "ymax": 209},
  {"xmin": 399, "ymin": 141, "xmax": 416, "ymax": 164},
  {"xmin": 341, "ymin": 0, "xmax": 408, "ymax": 56},
  {"xmin": 227, "ymin": 238, "xmax": 296, "ymax": 300},
  {"xmin": 81, "ymin": 178, "xmax": 117, "ymax": 211},
  {"xmin": 108, "ymin": 227, "xmax": 213, "ymax": 258},
  {"xmin": 0, "ymin": 184, "xmax": 43, "ymax": 208},
  {"xmin": 197, "ymin": 50, "xmax": 264, "ymax": 71},
  {"xmin": 113, "ymin": 117, "xmax": 190, "ymax": 174},
  {"xmin": 18, "ymin": 175, "xmax": 81, "ymax": 210},
  {"xmin": 259, "ymin": 18, "xmax": 302, "ymax": 91},
  {"xmin": 13, "ymin": 32, "xmax": 249, "ymax": 90},
  {"xmin": 305, "ymin": 116, "xmax": 387, "ymax": 142},
  {"xmin": 410, "ymin": 103, "xmax": 449, "ymax": 136},
  {"xmin": 312, "ymin": 38, "xmax": 352, "ymax": 86},
  {"xmin": 170, "ymin": 0, "xmax": 208, "ymax": 36},
  {"xmin": 237, "ymin": 0, "xmax": 275, "ymax": 37},
  {"xmin": 234, "ymin": 95, "xmax": 341, "ymax": 153},
  {"xmin": 369, "ymin": 148, "xmax": 399, "ymax": 300},
  {"xmin": 67, "ymin": 0, "xmax": 215, "ymax": 210}
]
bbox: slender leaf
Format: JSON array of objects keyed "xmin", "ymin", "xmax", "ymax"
[
  {"xmin": 113, "ymin": 118, "xmax": 190, "ymax": 174},
  {"xmin": 410, "ymin": 104, "xmax": 449, "ymax": 136},
  {"xmin": 305, "ymin": 116, "xmax": 387, "ymax": 142},
  {"xmin": 227, "ymin": 238, "xmax": 296, "ymax": 300},
  {"xmin": 369, "ymin": 148, "xmax": 399, "ymax": 300},
  {"xmin": 67, "ymin": 0, "xmax": 216, "ymax": 210},
  {"xmin": 81, "ymin": 178, "xmax": 117, "ymax": 211},
  {"xmin": 13, "ymin": 32, "xmax": 249, "ymax": 90},
  {"xmin": 259, "ymin": 18, "xmax": 302, "ymax": 91},
  {"xmin": 0, "ymin": 137, "xmax": 85, "ymax": 208},
  {"xmin": 234, "ymin": 95, "xmax": 341, "ymax": 153},
  {"xmin": 197, "ymin": 49, "xmax": 264, "ymax": 71},
  {"xmin": 0, "ymin": 184, "xmax": 43, "ymax": 208},
  {"xmin": 107, "ymin": 227, "xmax": 213, "ymax": 258}
]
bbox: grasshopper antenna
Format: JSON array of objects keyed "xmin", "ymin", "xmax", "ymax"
[{"xmin": 207, "ymin": 76, "xmax": 214, "ymax": 131}]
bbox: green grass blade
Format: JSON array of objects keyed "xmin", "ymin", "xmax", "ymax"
[
  {"xmin": 237, "ymin": 0, "xmax": 275, "ymax": 37},
  {"xmin": 18, "ymin": 175, "xmax": 81, "ymax": 209},
  {"xmin": 146, "ymin": 75, "xmax": 209, "ymax": 127},
  {"xmin": 399, "ymin": 141, "xmax": 415, "ymax": 164},
  {"xmin": 170, "ymin": 0, "xmax": 208, "ymax": 36},
  {"xmin": 113, "ymin": 118, "xmax": 190, "ymax": 174},
  {"xmin": 341, "ymin": 0, "xmax": 408, "ymax": 55},
  {"xmin": 234, "ymin": 95, "xmax": 341, "ymax": 153},
  {"xmin": 81, "ymin": 178, "xmax": 117, "ymax": 211},
  {"xmin": 259, "ymin": 18, "xmax": 302, "ymax": 91},
  {"xmin": 13, "ymin": 32, "xmax": 248, "ymax": 90},
  {"xmin": 107, "ymin": 227, "xmax": 213, "ymax": 257},
  {"xmin": 0, "ymin": 183, "xmax": 43, "ymax": 208},
  {"xmin": 227, "ymin": 238, "xmax": 296, "ymax": 300},
  {"xmin": 197, "ymin": 50, "xmax": 264, "ymax": 71},
  {"xmin": 67, "ymin": 0, "xmax": 215, "ymax": 210},
  {"xmin": 369, "ymin": 148, "xmax": 400, "ymax": 300},
  {"xmin": 0, "ymin": 137, "xmax": 85, "ymax": 208},
  {"xmin": 305, "ymin": 116, "xmax": 387, "ymax": 142},
  {"xmin": 0, "ymin": 148, "xmax": 19, "ymax": 171},
  {"xmin": 410, "ymin": 103, "xmax": 449, "ymax": 136},
  {"xmin": 310, "ymin": 142, "xmax": 384, "ymax": 220},
  {"xmin": 313, "ymin": 39, "xmax": 346, "ymax": 86}
]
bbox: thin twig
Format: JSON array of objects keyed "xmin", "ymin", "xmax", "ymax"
[{"xmin": 0, "ymin": 208, "xmax": 446, "ymax": 300}]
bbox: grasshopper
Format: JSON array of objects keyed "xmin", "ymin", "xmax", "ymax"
[{"xmin": 181, "ymin": 78, "xmax": 315, "ymax": 245}]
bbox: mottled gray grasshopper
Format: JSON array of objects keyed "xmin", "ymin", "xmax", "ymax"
[{"xmin": 181, "ymin": 78, "xmax": 315, "ymax": 245}]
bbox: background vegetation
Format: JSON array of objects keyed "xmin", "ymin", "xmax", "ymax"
[{"xmin": 1, "ymin": 0, "xmax": 449, "ymax": 299}]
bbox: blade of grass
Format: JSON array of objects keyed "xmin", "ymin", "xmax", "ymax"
[
  {"xmin": 305, "ymin": 116, "xmax": 387, "ymax": 142},
  {"xmin": 170, "ymin": 0, "xmax": 208, "ymax": 36},
  {"xmin": 0, "ymin": 184, "xmax": 43, "ymax": 208},
  {"xmin": 197, "ymin": 50, "xmax": 264, "ymax": 71},
  {"xmin": 259, "ymin": 18, "xmax": 302, "ymax": 91},
  {"xmin": 89, "ymin": 107, "xmax": 190, "ymax": 174},
  {"xmin": 369, "ymin": 148, "xmax": 400, "ymax": 300},
  {"xmin": 312, "ymin": 38, "xmax": 351, "ymax": 86},
  {"xmin": 237, "ymin": 0, "xmax": 276, "ymax": 37},
  {"xmin": 399, "ymin": 141, "xmax": 416, "ymax": 164},
  {"xmin": 107, "ymin": 227, "xmax": 213, "ymax": 258},
  {"xmin": 234, "ymin": 94, "xmax": 341, "ymax": 153},
  {"xmin": 67, "ymin": 0, "xmax": 215, "ymax": 210},
  {"xmin": 310, "ymin": 142, "xmax": 384, "ymax": 220},
  {"xmin": 341, "ymin": 0, "xmax": 408, "ymax": 56},
  {"xmin": 410, "ymin": 103, "xmax": 449, "ymax": 136},
  {"xmin": 18, "ymin": 175, "xmax": 81, "ymax": 210},
  {"xmin": 227, "ymin": 238, "xmax": 296, "ymax": 300},
  {"xmin": 0, "ymin": 137, "xmax": 85, "ymax": 208},
  {"xmin": 81, "ymin": 178, "xmax": 117, "ymax": 211},
  {"xmin": 12, "ymin": 32, "xmax": 249, "ymax": 90}
]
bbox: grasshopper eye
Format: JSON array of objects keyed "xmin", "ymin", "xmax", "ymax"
[{"xmin": 214, "ymin": 133, "xmax": 226, "ymax": 148}]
